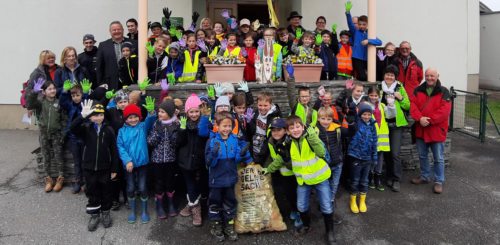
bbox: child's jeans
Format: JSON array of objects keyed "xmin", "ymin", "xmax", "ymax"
[
  {"xmin": 68, "ymin": 138, "xmax": 84, "ymax": 182},
  {"xmin": 370, "ymin": 152, "xmax": 384, "ymax": 175},
  {"xmin": 208, "ymin": 186, "xmax": 237, "ymax": 221},
  {"xmin": 84, "ymin": 169, "xmax": 113, "ymax": 214},
  {"xmin": 297, "ymin": 180, "xmax": 333, "ymax": 214},
  {"xmin": 329, "ymin": 163, "xmax": 343, "ymax": 203},
  {"xmin": 350, "ymin": 158, "xmax": 371, "ymax": 194},
  {"xmin": 126, "ymin": 165, "xmax": 148, "ymax": 199}
]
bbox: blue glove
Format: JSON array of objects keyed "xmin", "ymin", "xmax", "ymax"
[{"xmin": 286, "ymin": 64, "xmax": 294, "ymax": 77}]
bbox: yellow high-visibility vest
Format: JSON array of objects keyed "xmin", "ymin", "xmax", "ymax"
[
  {"xmin": 290, "ymin": 138, "xmax": 331, "ymax": 185},
  {"xmin": 179, "ymin": 50, "xmax": 201, "ymax": 82}
]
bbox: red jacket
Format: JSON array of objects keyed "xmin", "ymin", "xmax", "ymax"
[
  {"xmin": 410, "ymin": 81, "xmax": 451, "ymax": 143},
  {"xmin": 396, "ymin": 53, "xmax": 423, "ymax": 98},
  {"xmin": 243, "ymin": 47, "xmax": 257, "ymax": 81}
]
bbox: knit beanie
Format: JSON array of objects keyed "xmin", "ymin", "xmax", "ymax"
[
  {"xmin": 220, "ymin": 83, "xmax": 235, "ymax": 94},
  {"xmin": 114, "ymin": 90, "xmax": 129, "ymax": 103},
  {"xmin": 169, "ymin": 42, "xmax": 180, "ymax": 52},
  {"xmin": 123, "ymin": 104, "xmax": 142, "ymax": 121},
  {"xmin": 215, "ymin": 96, "xmax": 230, "ymax": 110},
  {"xmin": 159, "ymin": 99, "xmax": 176, "ymax": 118},
  {"xmin": 185, "ymin": 93, "xmax": 202, "ymax": 112},
  {"xmin": 358, "ymin": 102, "xmax": 374, "ymax": 116}
]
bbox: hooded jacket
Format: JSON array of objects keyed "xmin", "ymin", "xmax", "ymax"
[
  {"xmin": 348, "ymin": 118, "xmax": 378, "ymax": 162},
  {"xmin": 54, "ymin": 64, "xmax": 89, "ymax": 96},
  {"xmin": 346, "ymin": 12, "xmax": 382, "ymax": 61},
  {"xmin": 117, "ymin": 113, "xmax": 156, "ymax": 168},
  {"xmin": 177, "ymin": 119, "xmax": 209, "ymax": 171},
  {"xmin": 147, "ymin": 119, "xmax": 180, "ymax": 164},
  {"xmin": 78, "ymin": 46, "xmax": 98, "ymax": 84}
]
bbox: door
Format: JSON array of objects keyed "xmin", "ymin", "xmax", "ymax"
[
  {"xmin": 208, "ymin": 1, "xmax": 237, "ymax": 29},
  {"xmin": 207, "ymin": 0, "xmax": 278, "ymax": 28}
]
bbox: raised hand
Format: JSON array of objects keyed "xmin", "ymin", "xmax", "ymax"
[
  {"xmin": 377, "ymin": 50, "xmax": 386, "ymax": 61},
  {"xmin": 143, "ymin": 96, "xmax": 155, "ymax": 113},
  {"xmin": 286, "ymin": 64, "xmax": 294, "ymax": 77},
  {"xmin": 139, "ymin": 78, "xmax": 151, "ymax": 91},
  {"xmin": 230, "ymin": 18, "xmax": 238, "ymax": 30},
  {"xmin": 214, "ymin": 82, "xmax": 225, "ymax": 97},
  {"xmin": 175, "ymin": 31, "xmax": 183, "ymax": 41},
  {"xmin": 33, "ymin": 78, "xmax": 45, "ymax": 93},
  {"xmin": 318, "ymin": 85, "xmax": 326, "ymax": 97},
  {"xmin": 192, "ymin": 11, "xmax": 200, "ymax": 23},
  {"xmin": 244, "ymin": 108, "xmax": 254, "ymax": 123},
  {"xmin": 167, "ymin": 73, "xmax": 176, "ymax": 85},
  {"xmin": 331, "ymin": 24, "xmax": 338, "ymax": 34},
  {"xmin": 169, "ymin": 26, "xmax": 178, "ymax": 38},
  {"xmin": 201, "ymin": 103, "xmax": 212, "ymax": 116},
  {"xmin": 282, "ymin": 46, "xmax": 289, "ymax": 56},
  {"xmin": 240, "ymin": 48, "xmax": 248, "ymax": 58},
  {"xmin": 345, "ymin": 1, "xmax": 353, "ymax": 12},
  {"xmin": 105, "ymin": 89, "xmax": 116, "ymax": 99},
  {"xmin": 80, "ymin": 99, "xmax": 94, "ymax": 118},
  {"xmin": 63, "ymin": 80, "xmax": 73, "ymax": 92},
  {"xmin": 257, "ymin": 39, "xmax": 265, "ymax": 49},
  {"xmin": 315, "ymin": 33, "xmax": 322, "ymax": 46},
  {"xmin": 295, "ymin": 28, "xmax": 303, "ymax": 40},
  {"xmin": 306, "ymin": 125, "xmax": 317, "ymax": 137},
  {"xmin": 220, "ymin": 39, "xmax": 228, "ymax": 50},
  {"xmin": 221, "ymin": 9, "xmax": 230, "ymax": 19},
  {"xmin": 146, "ymin": 42, "xmax": 155, "ymax": 57},
  {"xmin": 207, "ymin": 85, "xmax": 216, "ymax": 100},
  {"xmin": 237, "ymin": 81, "xmax": 249, "ymax": 93},
  {"xmin": 80, "ymin": 79, "xmax": 92, "ymax": 94},
  {"xmin": 180, "ymin": 116, "xmax": 187, "ymax": 129},
  {"xmin": 160, "ymin": 79, "xmax": 169, "ymax": 91},
  {"xmin": 178, "ymin": 39, "xmax": 186, "ymax": 48},
  {"xmin": 197, "ymin": 39, "xmax": 207, "ymax": 52},
  {"xmin": 163, "ymin": 7, "xmax": 172, "ymax": 19}
]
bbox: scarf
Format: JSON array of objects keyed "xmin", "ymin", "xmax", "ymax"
[
  {"xmin": 161, "ymin": 115, "xmax": 177, "ymax": 125},
  {"xmin": 382, "ymin": 81, "xmax": 397, "ymax": 94}
]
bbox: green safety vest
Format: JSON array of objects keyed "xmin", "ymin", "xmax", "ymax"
[
  {"xmin": 223, "ymin": 46, "xmax": 241, "ymax": 57},
  {"xmin": 268, "ymin": 143, "xmax": 294, "ymax": 176},
  {"xmin": 179, "ymin": 50, "xmax": 200, "ymax": 82},
  {"xmin": 290, "ymin": 138, "xmax": 331, "ymax": 186},
  {"xmin": 374, "ymin": 103, "xmax": 390, "ymax": 152},
  {"xmin": 294, "ymin": 103, "xmax": 318, "ymax": 127}
]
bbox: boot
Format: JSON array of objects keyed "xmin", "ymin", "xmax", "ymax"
[
  {"xmin": 191, "ymin": 196, "xmax": 202, "ymax": 226},
  {"xmin": 224, "ymin": 219, "xmax": 238, "ymax": 241},
  {"xmin": 210, "ymin": 221, "xmax": 225, "ymax": 242},
  {"xmin": 180, "ymin": 194, "xmax": 192, "ymax": 217},
  {"xmin": 101, "ymin": 210, "xmax": 112, "ymax": 228},
  {"xmin": 127, "ymin": 197, "xmax": 137, "ymax": 224},
  {"xmin": 350, "ymin": 194, "xmax": 359, "ymax": 214},
  {"xmin": 290, "ymin": 211, "xmax": 303, "ymax": 228},
  {"xmin": 166, "ymin": 191, "xmax": 178, "ymax": 217},
  {"xmin": 296, "ymin": 211, "xmax": 311, "ymax": 234},
  {"xmin": 71, "ymin": 179, "xmax": 81, "ymax": 194},
  {"xmin": 359, "ymin": 193, "xmax": 367, "ymax": 213},
  {"xmin": 88, "ymin": 213, "xmax": 100, "ymax": 232},
  {"xmin": 323, "ymin": 213, "xmax": 336, "ymax": 245},
  {"xmin": 368, "ymin": 172, "xmax": 375, "ymax": 189},
  {"xmin": 375, "ymin": 174, "xmax": 385, "ymax": 191},
  {"xmin": 155, "ymin": 193, "xmax": 167, "ymax": 219},
  {"xmin": 52, "ymin": 176, "xmax": 64, "ymax": 192},
  {"xmin": 44, "ymin": 176, "xmax": 54, "ymax": 193},
  {"xmin": 140, "ymin": 197, "xmax": 150, "ymax": 223}
]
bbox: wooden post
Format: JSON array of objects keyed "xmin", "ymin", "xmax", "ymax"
[
  {"xmin": 367, "ymin": 0, "xmax": 376, "ymax": 82},
  {"xmin": 138, "ymin": 0, "xmax": 148, "ymax": 82}
]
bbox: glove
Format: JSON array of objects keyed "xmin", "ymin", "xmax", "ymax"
[
  {"xmin": 220, "ymin": 39, "xmax": 228, "ymax": 50},
  {"xmin": 167, "ymin": 73, "xmax": 176, "ymax": 85},
  {"xmin": 257, "ymin": 39, "xmax": 265, "ymax": 49},
  {"xmin": 105, "ymin": 89, "xmax": 116, "ymax": 99},
  {"xmin": 345, "ymin": 79, "xmax": 354, "ymax": 90},
  {"xmin": 180, "ymin": 116, "xmax": 187, "ymax": 129},
  {"xmin": 286, "ymin": 64, "xmax": 294, "ymax": 77},
  {"xmin": 178, "ymin": 39, "xmax": 186, "ymax": 48},
  {"xmin": 331, "ymin": 23, "xmax": 338, "ymax": 34},
  {"xmin": 318, "ymin": 85, "xmax": 326, "ymax": 97},
  {"xmin": 207, "ymin": 85, "xmax": 216, "ymax": 100},
  {"xmin": 192, "ymin": 11, "xmax": 200, "ymax": 23},
  {"xmin": 230, "ymin": 18, "xmax": 238, "ymax": 30},
  {"xmin": 221, "ymin": 9, "xmax": 230, "ymax": 19},
  {"xmin": 169, "ymin": 26, "xmax": 178, "ymax": 38},
  {"xmin": 80, "ymin": 99, "xmax": 94, "ymax": 118},
  {"xmin": 295, "ymin": 28, "xmax": 303, "ymax": 40},
  {"xmin": 197, "ymin": 39, "xmax": 207, "ymax": 52},
  {"xmin": 237, "ymin": 81, "xmax": 249, "ymax": 93},
  {"xmin": 147, "ymin": 21, "xmax": 151, "ymax": 30},
  {"xmin": 146, "ymin": 42, "xmax": 155, "ymax": 57},
  {"xmin": 345, "ymin": 1, "xmax": 353, "ymax": 12},
  {"xmin": 175, "ymin": 31, "xmax": 183, "ymax": 42},
  {"xmin": 244, "ymin": 108, "xmax": 254, "ymax": 123},
  {"xmin": 160, "ymin": 79, "xmax": 169, "ymax": 91},
  {"xmin": 201, "ymin": 103, "xmax": 212, "ymax": 116},
  {"xmin": 315, "ymin": 33, "xmax": 322, "ymax": 46},
  {"xmin": 139, "ymin": 78, "xmax": 151, "ymax": 91},
  {"xmin": 33, "ymin": 78, "xmax": 45, "ymax": 93},
  {"xmin": 306, "ymin": 125, "xmax": 317, "ymax": 138},
  {"xmin": 63, "ymin": 80, "xmax": 73, "ymax": 92},
  {"xmin": 241, "ymin": 48, "xmax": 248, "ymax": 58},
  {"xmin": 214, "ymin": 82, "xmax": 225, "ymax": 97},
  {"xmin": 282, "ymin": 46, "xmax": 289, "ymax": 56},
  {"xmin": 163, "ymin": 7, "xmax": 172, "ymax": 19},
  {"xmin": 80, "ymin": 79, "xmax": 92, "ymax": 94},
  {"xmin": 262, "ymin": 167, "xmax": 270, "ymax": 175},
  {"xmin": 377, "ymin": 50, "xmax": 386, "ymax": 61},
  {"xmin": 143, "ymin": 96, "xmax": 155, "ymax": 113}
]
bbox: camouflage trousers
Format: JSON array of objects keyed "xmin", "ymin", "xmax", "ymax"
[{"xmin": 40, "ymin": 130, "xmax": 64, "ymax": 178}]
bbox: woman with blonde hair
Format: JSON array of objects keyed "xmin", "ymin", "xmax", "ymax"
[
  {"xmin": 25, "ymin": 50, "xmax": 60, "ymax": 110},
  {"xmin": 54, "ymin": 46, "xmax": 89, "ymax": 95},
  {"xmin": 200, "ymin": 17, "xmax": 212, "ymax": 30}
]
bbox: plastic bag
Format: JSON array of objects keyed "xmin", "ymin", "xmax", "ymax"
[{"xmin": 235, "ymin": 164, "xmax": 287, "ymax": 233}]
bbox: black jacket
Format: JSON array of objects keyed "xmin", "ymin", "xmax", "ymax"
[
  {"xmin": 147, "ymin": 51, "xmax": 168, "ymax": 83},
  {"xmin": 176, "ymin": 120, "xmax": 208, "ymax": 171},
  {"xmin": 248, "ymin": 104, "xmax": 283, "ymax": 165},
  {"xmin": 96, "ymin": 38, "xmax": 137, "ymax": 90},
  {"xmin": 78, "ymin": 46, "xmax": 98, "ymax": 85},
  {"xmin": 119, "ymin": 55, "xmax": 138, "ymax": 86},
  {"xmin": 105, "ymin": 107, "xmax": 124, "ymax": 135},
  {"xmin": 317, "ymin": 124, "xmax": 343, "ymax": 166},
  {"xmin": 70, "ymin": 116, "xmax": 120, "ymax": 172}
]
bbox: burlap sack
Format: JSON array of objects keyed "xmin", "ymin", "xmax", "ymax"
[{"xmin": 235, "ymin": 163, "xmax": 287, "ymax": 233}]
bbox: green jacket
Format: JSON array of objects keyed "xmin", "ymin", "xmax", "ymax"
[
  {"xmin": 28, "ymin": 92, "xmax": 65, "ymax": 133},
  {"xmin": 379, "ymin": 81, "xmax": 410, "ymax": 127}
]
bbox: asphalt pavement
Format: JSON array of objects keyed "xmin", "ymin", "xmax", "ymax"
[{"xmin": 0, "ymin": 129, "xmax": 499, "ymax": 245}]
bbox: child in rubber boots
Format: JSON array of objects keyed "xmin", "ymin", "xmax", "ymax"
[
  {"xmin": 117, "ymin": 97, "xmax": 157, "ymax": 224},
  {"xmin": 286, "ymin": 115, "xmax": 336, "ymax": 245},
  {"xmin": 205, "ymin": 111, "xmax": 252, "ymax": 242},
  {"xmin": 70, "ymin": 100, "xmax": 119, "ymax": 231},
  {"xmin": 27, "ymin": 79, "xmax": 66, "ymax": 193},
  {"xmin": 347, "ymin": 102, "xmax": 378, "ymax": 214}
]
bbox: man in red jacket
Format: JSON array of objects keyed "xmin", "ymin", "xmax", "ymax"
[
  {"xmin": 395, "ymin": 41, "xmax": 423, "ymax": 98},
  {"xmin": 410, "ymin": 68, "xmax": 451, "ymax": 194}
]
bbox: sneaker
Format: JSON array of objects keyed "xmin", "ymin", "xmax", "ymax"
[
  {"xmin": 368, "ymin": 178, "xmax": 375, "ymax": 189},
  {"xmin": 391, "ymin": 181, "xmax": 400, "ymax": 192},
  {"xmin": 294, "ymin": 215, "xmax": 303, "ymax": 228},
  {"xmin": 111, "ymin": 201, "xmax": 121, "ymax": 211},
  {"xmin": 88, "ymin": 214, "xmax": 100, "ymax": 232},
  {"xmin": 210, "ymin": 221, "xmax": 225, "ymax": 242},
  {"xmin": 411, "ymin": 177, "xmax": 430, "ymax": 185},
  {"xmin": 433, "ymin": 183, "xmax": 443, "ymax": 194},
  {"xmin": 386, "ymin": 179, "xmax": 393, "ymax": 187},
  {"xmin": 376, "ymin": 184, "xmax": 385, "ymax": 191},
  {"xmin": 224, "ymin": 220, "xmax": 238, "ymax": 241}
]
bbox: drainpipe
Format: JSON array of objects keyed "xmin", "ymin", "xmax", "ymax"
[{"xmin": 367, "ymin": 0, "xmax": 376, "ymax": 82}]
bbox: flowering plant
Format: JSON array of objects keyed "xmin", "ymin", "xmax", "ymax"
[
  {"xmin": 283, "ymin": 54, "xmax": 322, "ymax": 65},
  {"xmin": 209, "ymin": 55, "xmax": 245, "ymax": 65}
]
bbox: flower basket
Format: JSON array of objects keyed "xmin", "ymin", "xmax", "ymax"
[
  {"xmin": 205, "ymin": 64, "xmax": 246, "ymax": 84},
  {"xmin": 283, "ymin": 64, "xmax": 323, "ymax": 83}
]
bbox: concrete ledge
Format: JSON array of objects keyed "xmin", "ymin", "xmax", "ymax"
[{"xmin": 0, "ymin": 104, "xmax": 38, "ymax": 130}]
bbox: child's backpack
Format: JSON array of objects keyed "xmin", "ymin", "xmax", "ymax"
[{"xmin": 20, "ymin": 80, "xmax": 29, "ymax": 108}]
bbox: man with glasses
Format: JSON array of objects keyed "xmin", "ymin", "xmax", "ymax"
[
  {"xmin": 78, "ymin": 34, "xmax": 99, "ymax": 85},
  {"xmin": 394, "ymin": 41, "xmax": 423, "ymax": 97}
]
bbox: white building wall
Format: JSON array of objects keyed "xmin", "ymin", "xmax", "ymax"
[{"xmin": 479, "ymin": 12, "xmax": 500, "ymax": 90}]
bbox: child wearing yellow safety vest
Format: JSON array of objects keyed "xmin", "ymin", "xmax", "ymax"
[
  {"xmin": 286, "ymin": 115, "xmax": 336, "ymax": 244},
  {"xmin": 178, "ymin": 34, "xmax": 204, "ymax": 83},
  {"xmin": 289, "ymin": 87, "xmax": 318, "ymax": 127},
  {"xmin": 367, "ymin": 86, "xmax": 390, "ymax": 191},
  {"xmin": 217, "ymin": 33, "xmax": 243, "ymax": 58}
]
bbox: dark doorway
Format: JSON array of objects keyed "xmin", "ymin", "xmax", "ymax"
[{"xmin": 237, "ymin": 4, "xmax": 269, "ymax": 25}]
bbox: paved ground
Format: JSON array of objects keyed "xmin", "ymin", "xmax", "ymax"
[{"xmin": 0, "ymin": 129, "xmax": 499, "ymax": 245}]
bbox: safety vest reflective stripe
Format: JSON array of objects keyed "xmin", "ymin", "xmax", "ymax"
[
  {"xmin": 374, "ymin": 103, "xmax": 391, "ymax": 152},
  {"xmin": 209, "ymin": 47, "xmax": 219, "ymax": 58},
  {"xmin": 290, "ymin": 138, "xmax": 331, "ymax": 186},
  {"xmin": 268, "ymin": 143, "xmax": 293, "ymax": 176},
  {"xmin": 298, "ymin": 163, "xmax": 330, "ymax": 181},
  {"xmin": 179, "ymin": 50, "xmax": 200, "ymax": 82},
  {"xmin": 224, "ymin": 47, "xmax": 241, "ymax": 57}
]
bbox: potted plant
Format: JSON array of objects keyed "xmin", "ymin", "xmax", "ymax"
[
  {"xmin": 283, "ymin": 54, "xmax": 323, "ymax": 83},
  {"xmin": 204, "ymin": 55, "xmax": 246, "ymax": 83}
]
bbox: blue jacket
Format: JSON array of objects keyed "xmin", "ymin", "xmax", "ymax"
[
  {"xmin": 205, "ymin": 133, "xmax": 252, "ymax": 188},
  {"xmin": 59, "ymin": 91, "xmax": 88, "ymax": 139},
  {"xmin": 346, "ymin": 12, "xmax": 382, "ymax": 61},
  {"xmin": 165, "ymin": 57, "xmax": 184, "ymax": 80},
  {"xmin": 348, "ymin": 118, "xmax": 378, "ymax": 162},
  {"xmin": 117, "ymin": 113, "xmax": 156, "ymax": 168},
  {"xmin": 54, "ymin": 64, "xmax": 89, "ymax": 97}
]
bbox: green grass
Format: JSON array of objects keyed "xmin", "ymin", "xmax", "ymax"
[{"xmin": 464, "ymin": 101, "xmax": 500, "ymax": 124}]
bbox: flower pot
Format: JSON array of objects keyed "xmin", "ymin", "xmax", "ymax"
[
  {"xmin": 204, "ymin": 64, "xmax": 245, "ymax": 83},
  {"xmin": 283, "ymin": 64, "xmax": 323, "ymax": 83}
]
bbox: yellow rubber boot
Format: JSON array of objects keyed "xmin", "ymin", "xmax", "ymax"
[
  {"xmin": 359, "ymin": 193, "xmax": 367, "ymax": 213},
  {"xmin": 349, "ymin": 194, "xmax": 359, "ymax": 214}
]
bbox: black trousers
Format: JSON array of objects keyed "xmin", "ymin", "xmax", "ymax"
[
  {"xmin": 153, "ymin": 163, "xmax": 176, "ymax": 194},
  {"xmin": 272, "ymin": 172, "xmax": 298, "ymax": 215},
  {"xmin": 111, "ymin": 165, "xmax": 127, "ymax": 203},
  {"xmin": 352, "ymin": 58, "xmax": 367, "ymax": 81},
  {"xmin": 84, "ymin": 169, "xmax": 113, "ymax": 214}
]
